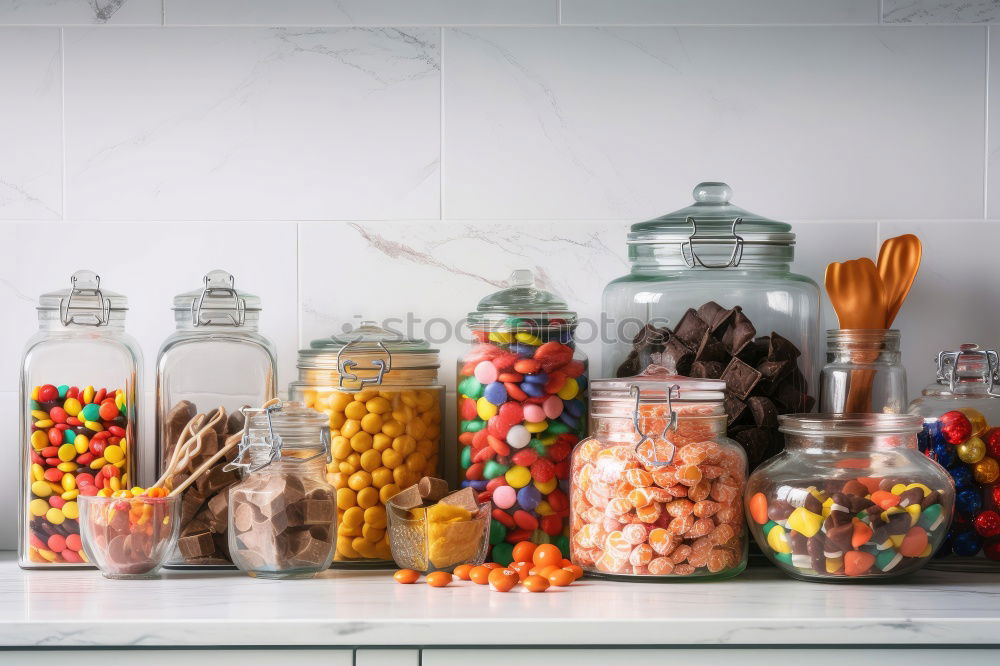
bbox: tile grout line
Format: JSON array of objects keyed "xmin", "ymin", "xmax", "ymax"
[
  {"xmin": 986, "ymin": 26, "xmax": 991, "ymax": 219},
  {"xmin": 439, "ymin": 26, "xmax": 445, "ymax": 221},
  {"xmin": 59, "ymin": 27, "xmax": 66, "ymax": 221},
  {"xmin": 878, "ymin": 0, "xmax": 884, "ymax": 25}
]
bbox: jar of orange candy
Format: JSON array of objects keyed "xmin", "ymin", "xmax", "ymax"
[{"xmin": 569, "ymin": 366, "xmax": 747, "ymax": 580}]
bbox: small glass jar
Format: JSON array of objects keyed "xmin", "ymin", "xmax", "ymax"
[
  {"xmin": 909, "ymin": 344, "xmax": 1000, "ymax": 570},
  {"xmin": 227, "ymin": 402, "xmax": 336, "ymax": 579},
  {"xmin": 569, "ymin": 367, "xmax": 747, "ymax": 580},
  {"xmin": 289, "ymin": 321, "xmax": 443, "ymax": 567},
  {"xmin": 819, "ymin": 329, "xmax": 907, "ymax": 414},
  {"xmin": 457, "ymin": 270, "xmax": 588, "ymax": 563},
  {"xmin": 19, "ymin": 270, "xmax": 142, "ymax": 569},
  {"xmin": 602, "ymin": 182, "xmax": 819, "ymax": 469},
  {"xmin": 746, "ymin": 414, "xmax": 955, "ymax": 582},
  {"xmin": 156, "ymin": 269, "xmax": 277, "ymax": 466}
]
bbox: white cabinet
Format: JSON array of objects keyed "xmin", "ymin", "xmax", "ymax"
[
  {"xmin": 356, "ymin": 649, "xmax": 420, "ymax": 666},
  {"xmin": 0, "ymin": 650, "xmax": 353, "ymax": 665}
]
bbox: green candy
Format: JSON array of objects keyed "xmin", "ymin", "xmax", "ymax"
[
  {"xmin": 530, "ymin": 439, "xmax": 547, "ymax": 455},
  {"xmin": 876, "ymin": 548, "xmax": 902, "ymax": 572},
  {"xmin": 57, "ymin": 385, "xmax": 69, "ymax": 398},
  {"xmin": 81, "ymin": 403, "xmax": 100, "ymax": 422},
  {"xmin": 460, "ymin": 445, "xmax": 472, "ymax": 469},
  {"xmin": 919, "ymin": 503, "xmax": 944, "ymax": 531},
  {"xmin": 30, "ymin": 400, "xmax": 40, "ymax": 410},
  {"xmin": 762, "ymin": 520, "xmax": 779, "ymax": 536},
  {"xmin": 774, "ymin": 552, "xmax": 793, "ymax": 565},
  {"xmin": 504, "ymin": 317, "xmax": 525, "ymax": 328},
  {"xmin": 458, "ymin": 376, "xmax": 484, "ymax": 400},
  {"xmin": 483, "ymin": 460, "xmax": 509, "ymax": 479},
  {"xmin": 546, "ymin": 421, "xmax": 571, "ymax": 435},
  {"xmin": 491, "ymin": 542, "xmax": 514, "ymax": 565},
  {"xmin": 489, "ymin": 519, "xmax": 507, "ymax": 545},
  {"xmin": 461, "ymin": 419, "xmax": 485, "ymax": 433},
  {"xmin": 553, "ymin": 535, "xmax": 570, "ymax": 558}
]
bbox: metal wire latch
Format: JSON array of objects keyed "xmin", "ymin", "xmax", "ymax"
[
  {"xmin": 59, "ymin": 270, "xmax": 111, "ymax": 327},
  {"xmin": 937, "ymin": 344, "xmax": 1000, "ymax": 397},
  {"xmin": 337, "ymin": 338, "xmax": 393, "ymax": 389},
  {"xmin": 191, "ymin": 269, "xmax": 246, "ymax": 327},
  {"xmin": 681, "ymin": 217, "xmax": 744, "ymax": 269},
  {"xmin": 631, "ymin": 383, "xmax": 680, "ymax": 467}
]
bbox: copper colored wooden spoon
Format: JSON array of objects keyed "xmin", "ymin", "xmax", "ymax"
[
  {"xmin": 877, "ymin": 234, "xmax": 922, "ymax": 327},
  {"xmin": 824, "ymin": 258, "xmax": 887, "ymax": 329}
]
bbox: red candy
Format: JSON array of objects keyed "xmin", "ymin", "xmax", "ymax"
[
  {"xmin": 37, "ymin": 385, "xmax": 58, "ymax": 403},
  {"xmin": 975, "ymin": 510, "xmax": 1000, "ymax": 538},
  {"xmin": 534, "ymin": 341, "xmax": 573, "ymax": 373},
  {"xmin": 939, "ymin": 410, "xmax": 973, "ymax": 445},
  {"xmin": 985, "ymin": 428, "xmax": 1000, "ymax": 459},
  {"xmin": 460, "ymin": 398, "xmax": 478, "ymax": 420},
  {"xmin": 984, "ymin": 539, "xmax": 1000, "ymax": 561},
  {"xmin": 530, "ymin": 458, "xmax": 555, "ymax": 483},
  {"xmin": 513, "ymin": 510, "xmax": 538, "ymax": 531},
  {"xmin": 49, "ymin": 407, "xmax": 67, "ymax": 423}
]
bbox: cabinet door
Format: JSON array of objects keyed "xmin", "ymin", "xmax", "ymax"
[
  {"xmin": 355, "ymin": 648, "xmax": 420, "ymax": 666},
  {"xmin": 422, "ymin": 649, "xmax": 1000, "ymax": 666},
  {"xmin": 2, "ymin": 650, "xmax": 353, "ymax": 666}
]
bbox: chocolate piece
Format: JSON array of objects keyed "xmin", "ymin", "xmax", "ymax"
[
  {"xmin": 164, "ymin": 401, "xmax": 198, "ymax": 461},
  {"xmin": 842, "ymin": 479, "xmax": 868, "ymax": 497},
  {"xmin": 695, "ymin": 333, "xmax": 729, "ymax": 364},
  {"xmin": 616, "ymin": 351, "xmax": 642, "ymax": 378},
  {"xmin": 198, "ymin": 465, "xmax": 238, "ymax": 496},
  {"xmin": 921, "ymin": 490, "xmax": 941, "ymax": 510},
  {"xmin": 672, "ymin": 308, "xmax": 709, "ymax": 349},
  {"xmin": 724, "ymin": 395, "xmax": 749, "ymax": 426},
  {"xmin": 299, "ymin": 499, "xmax": 335, "ymax": 526},
  {"xmin": 772, "ymin": 379, "xmax": 809, "ymax": 413},
  {"xmin": 807, "ymin": 534, "xmax": 826, "ymax": 571},
  {"xmin": 178, "ymin": 531, "xmax": 215, "ymax": 559},
  {"xmin": 767, "ymin": 498, "xmax": 794, "ymax": 523},
  {"xmin": 748, "ymin": 396, "xmax": 778, "ymax": 427},
  {"xmin": 289, "ymin": 533, "xmax": 331, "ymax": 567},
  {"xmin": 227, "ymin": 409, "xmax": 247, "ymax": 437},
  {"xmin": 204, "ymin": 407, "xmax": 229, "ymax": 437},
  {"xmin": 650, "ymin": 337, "xmax": 695, "ymax": 376},
  {"xmin": 733, "ymin": 427, "xmax": 770, "ymax": 466},
  {"xmin": 440, "ymin": 487, "xmax": 479, "ymax": 512},
  {"xmin": 804, "ymin": 493, "xmax": 823, "ymax": 515},
  {"xmin": 418, "ymin": 476, "xmax": 450, "ymax": 503},
  {"xmin": 233, "ymin": 502, "xmax": 257, "ymax": 532},
  {"xmin": 720, "ymin": 310, "xmax": 756, "ymax": 356},
  {"xmin": 767, "ymin": 331, "xmax": 801, "ymax": 362},
  {"xmin": 387, "ymin": 485, "xmax": 423, "ymax": 512},
  {"xmin": 207, "ymin": 492, "xmax": 229, "ymax": 532},
  {"xmin": 789, "ymin": 530, "xmax": 808, "ymax": 555},
  {"xmin": 826, "ymin": 522, "xmax": 853, "ymax": 554},
  {"xmin": 720, "ymin": 357, "xmax": 762, "ymax": 401},
  {"xmin": 690, "ymin": 361, "xmax": 724, "ymax": 379},
  {"xmin": 737, "ymin": 337, "xmax": 770, "ymax": 366},
  {"xmin": 180, "ymin": 489, "xmax": 205, "ymax": 524},
  {"xmin": 696, "ymin": 301, "xmax": 729, "ymax": 330}
]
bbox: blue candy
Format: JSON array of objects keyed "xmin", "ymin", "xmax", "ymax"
[
  {"xmin": 483, "ymin": 381, "xmax": 508, "ymax": 406},
  {"xmin": 559, "ymin": 412, "xmax": 579, "ymax": 429},
  {"xmin": 576, "ymin": 375, "xmax": 588, "ymax": 391},
  {"xmin": 522, "ymin": 382, "xmax": 546, "ymax": 397},
  {"xmin": 516, "ymin": 485, "xmax": 541, "ymax": 511},
  {"xmin": 950, "ymin": 465, "xmax": 973, "ymax": 489},
  {"xmin": 558, "ymin": 331, "xmax": 573, "ymax": 344},
  {"xmin": 951, "ymin": 530, "xmax": 982, "ymax": 557},
  {"xmin": 523, "ymin": 372, "xmax": 548, "ymax": 384},
  {"xmin": 564, "ymin": 398, "xmax": 585, "ymax": 418},
  {"xmin": 933, "ymin": 442, "xmax": 956, "ymax": 469},
  {"xmin": 928, "ymin": 421, "xmax": 947, "ymax": 448},
  {"xmin": 956, "ymin": 488, "xmax": 983, "ymax": 518},
  {"xmin": 510, "ymin": 343, "xmax": 537, "ymax": 357}
]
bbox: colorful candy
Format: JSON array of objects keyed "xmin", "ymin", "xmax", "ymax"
[
  {"xmin": 25, "ymin": 384, "xmax": 131, "ymax": 565},
  {"xmin": 77, "ymin": 488, "xmax": 176, "ymax": 577}
]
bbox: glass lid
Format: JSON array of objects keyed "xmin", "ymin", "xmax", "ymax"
[
  {"xmin": 172, "ymin": 269, "xmax": 260, "ymax": 327},
  {"xmin": 629, "ymin": 181, "xmax": 794, "ymax": 248},
  {"xmin": 298, "ymin": 320, "xmax": 439, "ymax": 372},
  {"xmin": 37, "ymin": 270, "xmax": 127, "ymax": 326},
  {"xmin": 591, "ymin": 365, "xmax": 726, "ymax": 404},
  {"xmin": 467, "ymin": 269, "xmax": 578, "ymax": 330}
]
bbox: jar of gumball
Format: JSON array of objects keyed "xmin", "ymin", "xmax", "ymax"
[
  {"xmin": 457, "ymin": 270, "xmax": 587, "ymax": 565},
  {"xmin": 289, "ymin": 322, "xmax": 443, "ymax": 567},
  {"xmin": 746, "ymin": 413, "xmax": 955, "ymax": 581},
  {"xmin": 909, "ymin": 344, "xmax": 1000, "ymax": 570},
  {"xmin": 18, "ymin": 270, "xmax": 142, "ymax": 569},
  {"xmin": 569, "ymin": 366, "xmax": 747, "ymax": 580}
]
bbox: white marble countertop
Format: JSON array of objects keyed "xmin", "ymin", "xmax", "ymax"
[{"xmin": 2, "ymin": 552, "xmax": 1000, "ymax": 648}]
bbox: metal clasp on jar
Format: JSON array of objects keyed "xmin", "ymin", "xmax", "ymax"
[
  {"xmin": 681, "ymin": 216, "xmax": 745, "ymax": 269},
  {"xmin": 337, "ymin": 338, "xmax": 393, "ymax": 389},
  {"xmin": 59, "ymin": 269, "xmax": 111, "ymax": 326},
  {"xmin": 937, "ymin": 343, "xmax": 1000, "ymax": 397},
  {"xmin": 630, "ymin": 383, "xmax": 680, "ymax": 467},
  {"xmin": 191, "ymin": 269, "xmax": 246, "ymax": 327}
]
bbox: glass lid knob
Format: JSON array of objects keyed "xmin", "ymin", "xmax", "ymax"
[{"xmin": 693, "ymin": 182, "xmax": 732, "ymax": 204}]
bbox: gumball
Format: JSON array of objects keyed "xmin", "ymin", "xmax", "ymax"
[
  {"xmin": 952, "ymin": 530, "xmax": 983, "ymax": 556},
  {"xmin": 932, "ymin": 442, "xmax": 956, "ymax": 469},
  {"xmin": 975, "ymin": 510, "xmax": 1000, "ymax": 538},
  {"xmin": 506, "ymin": 425, "xmax": 531, "ymax": 449},
  {"xmin": 957, "ymin": 489, "xmax": 984, "ymax": 518},
  {"xmin": 960, "ymin": 408, "xmax": 989, "ymax": 437},
  {"xmin": 957, "ymin": 437, "xmax": 986, "ymax": 464},
  {"xmin": 532, "ymin": 543, "xmax": 562, "ymax": 568},
  {"xmin": 986, "ymin": 428, "xmax": 1000, "ymax": 459},
  {"xmin": 950, "ymin": 465, "xmax": 973, "ymax": 489},
  {"xmin": 973, "ymin": 457, "xmax": 1000, "ymax": 485},
  {"xmin": 939, "ymin": 411, "xmax": 973, "ymax": 445}
]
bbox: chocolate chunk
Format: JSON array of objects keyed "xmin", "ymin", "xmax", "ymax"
[
  {"xmin": 616, "ymin": 352, "xmax": 642, "ymax": 378},
  {"xmin": 178, "ymin": 531, "xmax": 215, "ymax": 559},
  {"xmin": 767, "ymin": 498, "xmax": 794, "ymax": 523},
  {"xmin": 826, "ymin": 522, "xmax": 853, "ymax": 554},
  {"xmin": 720, "ymin": 310, "xmax": 756, "ymax": 356},
  {"xmin": 737, "ymin": 337, "xmax": 770, "ymax": 366},
  {"xmin": 768, "ymin": 331, "xmax": 801, "ymax": 362},
  {"xmin": 724, "ymin": 395, "xmax": 749, "ymax": 426},
  {"xmin": 842, "ymin": 479, "xmax": 868, "ymax": 497},
  {"xmin": 748, "ymin": 396, "xmax": 778, "ymax": 427},
  {"xmin": 807, "ymin": 534, "xmax": 826, "ymax": 571},
  {"xmin": 417, "ymin": 476, "xmax": 450, "ymax": 503},
  {"xmin": 789, "ymin": 530, "xmax": 808, "ymax": 555},
  {"xmin": 690, "ymin": 361, "xmax": 724, "ymax": 379},
  {"xmin": 732, "ymin": 427, "xmax": 770, "ymax": 467},
  {"xmin": 164, "ymin": 401, "xmax": 198, "ymax": 461},
  {"xmin": 772, "ymin": 379, "xmax": 809, "ymax": 413},
  {"xmin": 207, "ymin": 492, "xmax": 229, "ymax": 532},
  {"xmin": 227, "ymin": 409, "xmax": 247, "ymax": 437},
  {"xmin": 695, "ymin": 333, "xmax": 729, "ymax": 364},
  {"xmin": 804, "ymin": 493, "xmax": 823, "ymax": 515},
  {"xmin": 198, "ymin": 465, "xmax": 238, "ymax": 496},
  {"xmin": 204, "ymin": 407, "xmax": 229, "ymax": 437},
  {"xmin": 672, "ymin": 308, "xmax": 709, "ymax": 349},
  {"xmin": 180, "ymin": 490, "xmax": 205, "ymax": 524},
  {"xmin": 720, "ymin": 357, "xmax": 762, "ymax": 401},
  {"xmin": 823, "ymin": 510, "xmax": 850, "ymax": 533},
  {"xmin": 650, "ymin": 337, "xmax": 694, "ymax": 375},
  {"xmin": 921, "ymin": 490, "xmax": 941, "ymax": 509},
  {"xmin": 233, "ymin": 502, "xmax": 258, "ymax": 533},
  {"xmin": 288, "ymin": 533, "xmax": 332, "ymax": 567},
  {"xmin": 298, "ymin": 499, "xmax": 336, "ymax": 526},
  {"xmin": 696, "ymin": 301, "xmax": 728, "ymax": 329}
]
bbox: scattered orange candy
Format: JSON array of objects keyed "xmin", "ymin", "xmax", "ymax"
[
  {"xmin": 523, "ymin": 575, "xmax": 550, "ymax": 593},
  {"xmin": 453, "ymin": 564, "xmax": 474, "ymax": 581},
  {"xmin": 510, "ymin": 561, "xmax": 532, "ymax": 580},
  {"xmin": 469, "ymin": 565, "xmax": 492, "ymax": 585},
  {"xmin": 488, "ymin": 568, "xmax": 519, "ymax": 592},
  {"xmin": 393, "ymin": 569, "xmax": 419, "ymax": 584},
  {"xmin": 482, "ymin": 562, "xmax": 502, "ymax": 570},
  {"xmin": 547, "ymin": 568, "xmax": 575, "ymax": 587},
  {"xmin": 562, "ymin": 564, "xmax": 584, "ymax": 580},
  {"xmin": 532, "ymin": 544, "xmax": 562, "ymax": 568},
  {"xmin": 426, "ymin": 571, "xmax": 453, "ymax": 587},
  {"xmin": 512, "ymin": 541, "xmax": 537, "ymax": 563}
]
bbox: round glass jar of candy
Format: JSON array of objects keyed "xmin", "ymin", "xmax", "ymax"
[
  {"xmin": 227, "ymin": 402, "xmax": 336, "ymax": 579},
  {"xmin": 602, "ymin": 182, "xmax": 820, "ymax": 470},
  {"xmin": 289, "ymin": 322, "xmax": 442, "ymax": 567},
  {"xmin": 909, "ymin": 344, "xmax": 1000, "ymax": 570},
  {"xmin": 569, "ymin": 367, "xmax": 747, "ymax": 580},
  {"xmin": 746, "ymin": 414, "xmax": 955, "ymax": 581},
  {"xmin": 457, "ymin": 270, "xmax": 588, "ymax": 564},
  {"xmin": 18, "ymin": 270, "xmax": 142, "ymax": 568}
]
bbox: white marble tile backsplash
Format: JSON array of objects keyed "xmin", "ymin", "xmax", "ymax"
[{"xmin": 1, "ymin": 3, "xmax": 999, "ymax": 553}]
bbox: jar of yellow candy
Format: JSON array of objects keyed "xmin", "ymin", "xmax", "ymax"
[{"xmin": 289, "ymin": 321, "xmax": 443, "ymax": 567}]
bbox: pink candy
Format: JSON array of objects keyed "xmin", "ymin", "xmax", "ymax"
[
  {"xmin": 493, "ymin": 485, "xmax": 517, "ymax": 510},
  {"xmin": 543, "ymin": 395, "xmax": 563, "ymax": 419},
  {"xmin": 474, "ymin": 361, "xmax": 498, "ymax": 385},
  {"xmin": 523, "ymin": 404, "xmax": 546, "ymax": 423}
]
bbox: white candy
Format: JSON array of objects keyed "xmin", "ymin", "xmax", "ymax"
[{"xmin": 507, "ymin": 424, "xmax": 531, "ymax": 449}]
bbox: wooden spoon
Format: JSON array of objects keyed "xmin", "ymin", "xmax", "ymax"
[
  {"xmin": 877, "ymin": 234, "xmax": 922, "ymax": 327},
  {"xmin": 825, "ymin": 258, "xmax": 887, "ymax": 329}
]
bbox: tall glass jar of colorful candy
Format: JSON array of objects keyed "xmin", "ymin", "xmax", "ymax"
[
  {"xmin": 602, "ymin": 182, "xmax": 820, "ymax": 470},
  {"xmin": 18, "ymin": 270, "xmax": 142, "ymax": 568},
  {"xmin": 569, "ymin": 367, "xmax": 747, "ymax": 579},
  {"xmin": 457, "ymin": 270, "xmax": 587, "ymax": 565},
  {"xmin": 909, "ymin": 344, "xmax": 1000, "ymax": 570},
  {"xmin": 289, "ymin": 321, "xmax": 442, "ymax": 567}
]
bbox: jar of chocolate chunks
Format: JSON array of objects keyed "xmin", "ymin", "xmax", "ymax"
[
  {"xmin": 226, "ymin": 402, "xmax": 336, "ymax": 579},
  {"xmin": 603, "ymin": 182, "xmax": 820, "ymax": 469}
]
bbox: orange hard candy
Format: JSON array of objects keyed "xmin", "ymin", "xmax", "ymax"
[
  {"xmin": 899, "ymin": 526, "xmax": 929, "ymax": 558},
  {"xmin": 749, "ymin": 492, "xmax": 768, "ymax": 525},
  {"xmin": 844, "ymin": 550, "xmax": 876, "ymax": 576}
]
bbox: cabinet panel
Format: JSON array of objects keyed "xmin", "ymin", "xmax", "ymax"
[
  {"xmin": 0, "ymin": 650, "xmax": 353, "ymax": 666},
  {"xmin": 356, "ymin": 648, "xmax": 420, "ymax": 666}
]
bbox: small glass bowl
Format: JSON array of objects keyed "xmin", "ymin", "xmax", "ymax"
[
  {"xmin": 79, "ymin": 494, "xmax": 180, "ymax": 579},
  {"xmin": 387, "ymin": 501, "xmax": 491, "ymax": 573}
]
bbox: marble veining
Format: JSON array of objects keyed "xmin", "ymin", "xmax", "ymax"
[
  {"xmin": 883, "ymin": 0, "xmax": 1000, "ymax": 23},
  {"xmin": 1, "ymin": 554, "xmax": 1000, "ymax": 646},
  {"xmin": 0, "ymin": 0, "xmax": 161, "ymax": 24}
]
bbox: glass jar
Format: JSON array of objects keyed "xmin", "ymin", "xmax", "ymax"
[
  {"xmin": 19, "ymin": 270, "xmax": 142, "ymax": 568},
  {"xmin": 569, "ymin": 367, "xmax": 747, "ymax": 580},
  {"xmin": 289, "ymin": 322, "xmax": 443, "ymax": 567},
  {"xmin": 156, "ymin": 269, "xmax": 277, "ymax": 465},
  {"xmin": 746, "ymin": 414, "xmax": 955, "ymax": 581},
  {"xmin": 602, "ymin": 182, "xmax": 819, "ymax": 470},
  {"xmin": 227, "ymin": 402, "xmax": 336, "ymax": 579},
  {"xmin": 909, "ymin": 344, "xmax": 1000, "ymax": 570},
  {"xmin": 457, "ymin": 270, "xmax": 588, "ymax": 564},
  {"xmin": 819, "ymin": 329, "xmax": 907, "ymax": 414}
]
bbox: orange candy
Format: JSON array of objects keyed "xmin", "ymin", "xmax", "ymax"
[
  {"xmin": 844, "ymin": 550, "xmax": 875, "ymax": 577},
  {"xmin": 488, "ymin": 568, "xmax": 519, "ymax": 592},
  {"xmin": 512, "ymin": 541, "xmax": 537, "ymax": 563},
  {"xmin": 482, "ymin": 562, "xmax": 502, "ymax": 570},
  {"xmin": 523, "ymin": 574, "xmax": 550, "ymax": 592},
  {"xmin": 870, "ymin": 490, "xmax": 900, "ymax": 509},
  {"xmin": 547, "ymin": 568, "xmax": 575, "ymax": 587},
  {"xmin": 851, "ymin": 518, "xmax": 874, "ymax": 549},
  {"xmin": 532, "ymin": 544, "xmax": 562, "ymax": 568},
  {"xmin": 393, "ymin": 569, "xmax": 420, "ymax": 584},
  {"xmin": 453, "ymin": 564, "xmax": 474, "ymax": 581},
  {"xmin": 426, "ymin": 571, "xmax": 453, "ymax": 587},
  {"xmin": 563, "ymin": 564, "xmax": 584, "ymax": 580},
  {"xmin": 899, "ymin": 526, "xmax": 929, "ymax": 558},
  {"xmin": 748, "ymin": 492, "xmax": 768, "ymax": 525},
  {"xmin": 510, "ymin": 561, "xmax": 532, "ymax": 580},
  {"xmin": 469, "ymin": 565, "xmax": 492, "ymax": 585}
]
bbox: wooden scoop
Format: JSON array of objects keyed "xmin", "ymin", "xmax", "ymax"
[
  {"xmin": 877, "ymin": 234, "xmax": 922, "ymax": 327},
  {"xmin": 824, "ymin": 258, "xmax": 886, "ymax": 329}
]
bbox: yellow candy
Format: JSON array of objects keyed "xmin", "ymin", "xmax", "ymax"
[
  {"xmin": 786, "ymin": 507, "xmax": 823, "ymax": 538},
  {"xmin": 476, "ymin": 397, "xmax": 498, "ymax": 420},
  {"xmin": 488, "ymin": 332, "xmax": 513, "ymax": 344},
  {"xmin": 890, "ymin": 534, "xmax": 905, "ymax": 548},
  {"xmin": 957, "ymin": 437, "xmax": 986, "ymax": 464},
  {"xmin": 82, "ymin": 386, "xmax": 95, "ymax": 404},
  {"xmin": 62, "ymin": 501, "xmax": 78, "ymax": 520},
  {"xmin": 826, "ymin": 556, "xmax": 844, "ymax": 574},
  {"xmin": 45, "ymin": 507, "xmax": 65, "ymax": 525},
  {"xmin": 90, "ymin": 457, "xmax": 107, "ymax": 469},
  {"xmin": 960, "ymin": 407, "xmax": 988, "ymax": 436},
  {"xmin": 74, "ymin": 434, "xmax": 89, "ymax": 454},
  {"xmin": 29, "ymin": 498, "xmax": 49, "ymax": 517},
  {"xmin": 63, "ymin": 397, "xmax": 82, "ymax": 416},
  {"xmin": 536, "ymin": 500, "xmax": 554, "ymax": 516},
  {"xmin": 905, "ymin": 504, "xmax": 922, "ymax": 526},
  {"xmin": 60, "ymin": 489, "xmax": 79, "ymax": 500},
  {"xmin": 31, "ymin": 480, "xmax": 52, "ymax": 498},
  {"xmin": 891, "ymin": 483, "xmax": 907, "ymax": 496},
  {"xmin": 525, "ymin": 421, "xmax": 548, "ymax": 433},
  {"xmin": 427, "ymin": 503, "xmax": 472, "ymax": 523},
  {"xmin": 505, "ymin": 465, "xmax": 532, "ymax": 489},
  {"xmin": 30, "ymin": 431, "xmax": 48, "ymax": 451},
  {"xmin": 61, "ymin": 473, "xmax": 76, "ymax": 491},
  {"xmin": 557, "ymin": 378, "xmax": 579, "ymax": 401},
  {"xmin": 30, "ymin": 463, "xmax": 44, "ymax": 482},
  {"xmin": 33, "ymin": 419, "xmax": 54, "ymax": 429},
  {"xmin": 821, "ymin": 497, "xmax": 833, "ymax": 519},
  {"xmin": 905, "ymin": 483, "xmax": 932, "ymax": 497},
  {"xmin": 534, "ymin": 477, "xmax": 557, "ymax": 494},
  {"xmin": 30, "ymin": 409, "xmax": 48, "ymax": 421},
  {"xmin": 919, "ymin": 543, "xmax": 933, "ymax": 558},
  {"xmin": 974, "ymin": 457, "xmax": 1000, "ymax": 484},
  {"xmin": 514, "ymin": 332, "xmax": 543, "ymax": 346},
  {"xmin": 83, "ymin": 420, "xmax": 104, "ymax": 432},
  {"xmin": 767, "ymin": 524, "xmax": 791, "ymax": 554}
]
